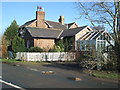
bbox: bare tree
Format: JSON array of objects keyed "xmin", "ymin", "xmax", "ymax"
[
  {"xmin": 91, "ymin": 25, "xmax": 105, "ymax": 31},
  {"xmin": 76, "ymin": 1, "xmax": 120, "ymax": 71}
]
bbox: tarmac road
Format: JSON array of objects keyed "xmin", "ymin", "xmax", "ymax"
[{"xmin": 1, "ymin": 63, "xmax": 119, "ymax": 89}]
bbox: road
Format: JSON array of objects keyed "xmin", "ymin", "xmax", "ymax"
[{"xmin": 1, "ymin": 63, "xmax": 119, "ymax": 89}]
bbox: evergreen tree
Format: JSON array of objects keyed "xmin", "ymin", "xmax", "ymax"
[
  {"xmin": 3, "ymin": 20, "xmax": 26, "ymax": 58},
  {"xmin": 12, "ymin": 35, "xmax": 25, "ymax": 53},
  {"xmin": 4, "ymin": 20, "xmax": 19, "ymax": 45}
]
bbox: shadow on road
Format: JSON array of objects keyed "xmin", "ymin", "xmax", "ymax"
[{"xmin": 42, "ymin": 62, "xmax": 84, "ymax": 72}]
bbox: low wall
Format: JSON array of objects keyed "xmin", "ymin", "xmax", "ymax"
[{"xmin": 16, "ymin": 52, "xmax": 76, "ymax": 61}]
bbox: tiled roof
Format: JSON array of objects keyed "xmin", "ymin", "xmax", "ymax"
[
  {"xmin": 60, "ymin": 26, "xmax": 88, "ymax": 37},
  {"xmin": 46, "ymin": 20, "xmax": 67, "ymax": 30},
  {"xmin": 21, "ymin": 19, "xmax": 67, "ymax": 30},
  {"xmin": 26, "ymin": 27, "xmax": 63, "ymax": 39}
]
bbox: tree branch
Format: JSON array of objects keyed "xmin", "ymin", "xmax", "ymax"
[
  {"xmin": 99, "ymin": 3, "xmax": 114, "ymax": 19},
  {"xmin": 78, "ymin": 3, "xmax": 97, "ymax": 29},
  {"xmin": 103, "ymin": 17, "xmax": 113, "ymax": 29}
]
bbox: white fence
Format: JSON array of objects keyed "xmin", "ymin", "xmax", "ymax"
[{"xmin": 16, "ymin": 52, "xmax": 76, "ymax": 61}]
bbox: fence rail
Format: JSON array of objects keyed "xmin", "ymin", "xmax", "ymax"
[{"xmin": 16, "ymin": 52, "xmax": 76, "ymax": 61}]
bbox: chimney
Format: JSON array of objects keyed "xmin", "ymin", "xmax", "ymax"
[
  {"xmin": 59, "ymin": 16, "xmax": 64, "ymax": 25},
  {"xmin": 36, "ymin": 6, "xmax": 45, "ymax": 28}
]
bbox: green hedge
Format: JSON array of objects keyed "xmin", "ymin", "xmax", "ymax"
[{"xmin": 28, "ymin": 47, "xmax": 43, "ymax": 52}]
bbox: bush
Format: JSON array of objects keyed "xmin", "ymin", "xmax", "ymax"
[
  {"xmin": 101, "ymin": 47, "xmax": 118, "ymax": 71},
  {"xmin": 48, "ymin": 48, "xmax": 55, "ymax": 52},
  {"xmin": 49, "ymin": 39, "xmax": 64, "ymax": 52},
  {"xmin": 54, "ymin": 46, "xmax": 61, "ymax": 52},
  {"xmin": 56, "ymin": 39, "xmax": 64, "ymax": 51},
  {"xmin": 28, "ymin": 47, "xmax": 43, "ymax": 52},
  {"xmin": 49, "ymin": 45, "xmax": 64, "ymax": 52}
]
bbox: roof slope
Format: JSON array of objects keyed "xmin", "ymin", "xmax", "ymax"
[
  {"xmin": 26, "ymin": 27, "xmax": 63, "ymax": 39},
  {"xmin": 46, "ymin": 20, "xmax": 67, "ymax": 30},
  {"xmin": 92, "ymin": 30, "xmax": 104, "ymax": 40},
  {"xmin": 60, "ymin": 26, "xmax": 87, "ymax": 37},
  {"xmin": 20, "ymin": 19, "xmax": 67, "ymax": 30},
  {"xmin": 79, "ymin": 30, "xmax": 105, "ymax": 40}
]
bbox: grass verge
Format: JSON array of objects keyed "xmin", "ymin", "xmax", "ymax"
[
  {"xmin": 83, "ymin": 70, "xmax": 120, "ymax": 80},
  {"xmin": 0, "ymin": 59, "xmax": 51, "ymax": 65},
  {"xmin": 0, "ymin": 58, "xmax": 21, "ymax": 63}
]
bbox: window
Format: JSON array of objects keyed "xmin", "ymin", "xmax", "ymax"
[{"xmin": 97, "ymin": 40, "xmax": 106, "ymax": 52}]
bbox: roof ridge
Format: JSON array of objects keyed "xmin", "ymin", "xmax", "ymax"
[
  {"xmin": 46, "ymin": 20, "xmax": 66, "ymax": 26},
  {"xmin": 67, "ymin": 22, "xmax": 75, "ymax": 24},
  {"xmin": 26, "ymin": 27, "xmax": 63, "ymax": 31},
  {"xmin": 46, "ymin": 20, "xmax": 60, "ymax": 23}
]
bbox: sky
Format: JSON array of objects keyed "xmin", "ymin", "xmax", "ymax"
[{"xmin": 1, "ymin": 2, "xmax": 91, "ymax": 34}]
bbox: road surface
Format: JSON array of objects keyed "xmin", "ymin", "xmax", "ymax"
[{"xmin": 1, "ymin": 63, "xmax": 119, "ymax": 89}]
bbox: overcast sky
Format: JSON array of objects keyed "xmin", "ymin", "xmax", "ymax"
[{"xmin": 1, "ymin": 2, "xmax": 92, "ymax": 34}]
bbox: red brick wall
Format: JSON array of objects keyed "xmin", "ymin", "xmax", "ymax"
[
  {"xmin": 34, "ymin": 38, "xmax": 55, "ymax": 51},
  {"xmin": 36, "ymin": 11, "xmax": 46, "ymax": 28}
]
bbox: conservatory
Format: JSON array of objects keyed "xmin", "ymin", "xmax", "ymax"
[{"xmin": 77, "ymin": 30, "xmax": 114, "ymax": 52}]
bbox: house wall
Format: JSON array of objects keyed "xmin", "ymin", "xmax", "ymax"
[
  {"xmin": 28, "ymin": 21, "xmax": 36, "ymax": 27},
  {"xmin": 25, "ymin": 38, "xmax": 34, "ymax": 48},
  {"xmin": 28, "ymin": 21, "xmax": 48, "ymax": 28},
  {"xmin": 44, "ymin": 22, "xmax": 48, "ymax": 28},
  {"xmin": 34, "ymin": 38, "xmax": 55, "ymax": 51},
  {"xmin": 69, "ymin": 23, "xmax": 78, "ymax": 29},
  {"xmin": 23, "ymin": 29, "xmax": 34, "ymax": 48}
]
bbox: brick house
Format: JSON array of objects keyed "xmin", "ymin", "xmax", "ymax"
[{"xmin": 19, "ymin": 6, "xmax": 93, "ymax": 51}]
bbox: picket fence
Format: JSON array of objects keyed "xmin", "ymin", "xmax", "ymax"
[{"xmin": 16, "ymin": 52, "xmax": 76, "ymax": 61}]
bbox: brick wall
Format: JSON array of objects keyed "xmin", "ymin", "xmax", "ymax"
[
  {"xmin": 28, "ymin": 21, "xmax": 36, "ymax": 27},
  {"xmin": 36, "ymin": 11, "xmax": 46, "ymax": 28},
  {"xmin": 34, "ymin": 38, "xmax": 55, "ymax": 51},
  {"xmin": 28, "ymin": 21, "xmax": 48, "ymax": 28},
  {"xmin": 69, "ymin": 23, "xmax": 78, "ymax": 29}
]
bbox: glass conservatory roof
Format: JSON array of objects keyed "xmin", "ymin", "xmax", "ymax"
[{"xmin": 79, "ymin": 30, "xmax": 105, "ymax": 40}]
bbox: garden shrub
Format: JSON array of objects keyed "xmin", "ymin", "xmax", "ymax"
[
  {"xmin": 28, "ymin": 47, "xmax": 43, "ymax": 52},
  {"xmin": 49, "ymin": 45, "xmax": 61, "ymax": 52}
]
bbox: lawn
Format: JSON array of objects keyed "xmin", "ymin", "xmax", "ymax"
[{"xmin": 83, "ymin": 70, "xmax": 120, "ymax": 80}]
